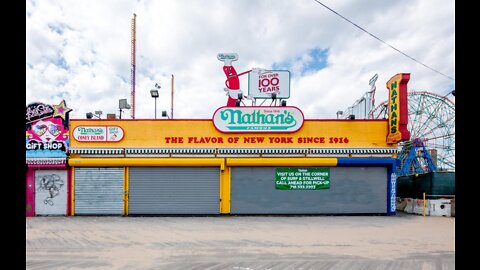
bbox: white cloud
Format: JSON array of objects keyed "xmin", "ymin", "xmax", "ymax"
[{"xmin": 26, "ymin": 0, "xmax": 455, "ymax": 120}]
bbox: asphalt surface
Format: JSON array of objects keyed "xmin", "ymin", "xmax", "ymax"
[{"xmin": 26, "ymin": 212, "xmax": 455, "ymax": 270}]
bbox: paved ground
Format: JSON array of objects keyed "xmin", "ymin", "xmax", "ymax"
[{"xmin": 26, "ymin": 212, "xmax": 455, "ymax": 270}]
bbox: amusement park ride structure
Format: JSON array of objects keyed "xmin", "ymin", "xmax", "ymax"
[
  {"xmin": 372, "ymin": 91, "xmax": 455, "ymax": 176},
  {"xmin": 340, "ymin": 75, "xmax": 455, "ymax": 177},
  {"xmin": 218, "ymin": 55, "xmax": 455, "ymax": 177}
]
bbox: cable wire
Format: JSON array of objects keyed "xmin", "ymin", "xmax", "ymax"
[{"xmin": 312, "ymin": 0, "xmax": 455, "ymax": 81}]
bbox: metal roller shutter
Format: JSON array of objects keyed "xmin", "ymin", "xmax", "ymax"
[
  {"xmin": 231, "ymin": 167, "xmax": 387, "ymax": 214},
  {"xmin": 35, "ymin": 170, "xmax": 68, "ymax": 216},
  {"xmin": 129, "ymin": 167, "xmax": 220, "ymax": 214},
  {"xmin": 74, "ymin": 167, "xmax": 124, "ymax": 215}
]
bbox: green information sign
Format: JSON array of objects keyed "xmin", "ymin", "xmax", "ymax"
[{"xmin": 275, "ymin": 168, "xmax": 330, "ymax": 190}]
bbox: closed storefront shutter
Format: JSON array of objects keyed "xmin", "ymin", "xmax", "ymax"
[
  {"xmin": 129, "ymin": 167, "xmax": 220, "ymax": 214},
  {"xmin": 74, "ymin": 167, "xmax": 124, "ymax": 215},
  {"xmin": 35, "ymin": 170, "xmax": 68, "ymax": 216},
  {"xmin": 230, "ymin": 167, "xmax": 387, "ymax": 214}
]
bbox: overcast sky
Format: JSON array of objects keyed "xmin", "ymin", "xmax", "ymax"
[{"xmin": 26, "ymin": 0, "xmax": 455, "ymax": 120}]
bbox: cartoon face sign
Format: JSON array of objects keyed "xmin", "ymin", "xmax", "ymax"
[
  {"xmin": 29, "ymin": 118, "xmax": 68, "ymax": 142},
  {"xmin": 223, "ymin": 66, "xmax": 237, "ymax": 77}
]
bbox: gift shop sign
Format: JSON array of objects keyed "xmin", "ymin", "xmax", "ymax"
[
  {"xmin": 213, "ymin": 106, "xmax": 304, "ymax": 133},
  {"xmin": 26, "ymin": 102, "xmax": 54, "ymax": 123},
  {"xmin": 73, "ymin": 126, "xmax": 124, "ymax": 142},
  {"xmin": 248, "ymin": 70, "xmax": 290, "ymax": 99}
]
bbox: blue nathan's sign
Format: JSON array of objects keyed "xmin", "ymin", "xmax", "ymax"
[{"xmin": 213, "ymin": 106, "xmax": 304, "ymax": 133}]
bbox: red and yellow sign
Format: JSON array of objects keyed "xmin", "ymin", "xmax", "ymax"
[
  {"xmin": 386, "ymin": 73, "xmax": 410, "ymax": 144},
  {"xmin": 70, "ymin": 119, "xmax": 392, "ymax": 149}
]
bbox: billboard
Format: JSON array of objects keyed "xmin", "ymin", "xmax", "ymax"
[
  {"xmin": 73, "ymin": 126, "xmax": 124, "ymax": 142},
  {"xmin": 248, "ymin": 69, "xmax": 290, "ymax": 99},
  {"xmin": 26, "ymin": 100, "xmax": 72, "ymax": 158}
]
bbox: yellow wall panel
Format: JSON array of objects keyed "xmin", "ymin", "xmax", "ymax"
[
  {"xmin": 220, "ymin": 166, "xmax": 231, "ymax": 214},
  {"xmin": 70, "ymin": 119, "xmax": 391, "ymax": 148},
  {"xmin": 226, "ymin": 158, "xmax": 338, "ymax": 167},
  {"xmin": 68, "ymin": 157, "xmax": 225, "ymax": 167}
]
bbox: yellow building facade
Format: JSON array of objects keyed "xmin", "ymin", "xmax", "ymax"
[{"xmin": 68, "ymin": 119, "xmax": 398, "ymax": 215}]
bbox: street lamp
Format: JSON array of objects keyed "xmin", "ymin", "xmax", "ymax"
[
  {"xmin": 336, "ymin": 110, "xmax": 343, "ymax": 119},
  {"xmin": 86, "ymin": 110, "xmax": 103, "ymax": 119},
  {"xmin": 150, "ymin": 89, "xmax": 159, "ymax": 119},
  {"xmin": 119, "ymin": 99, "xmax": 131, "ymax": 119},
  {"xmin": 94, "ymin": 111, "xmax": 103, "ymax": 119},
  {"xmin": 151, "ymin": 82, "xmax": 161, "ymax": 119},
  {"xmin": 162, "ymin": 110, "xmax": 170, "ymax": 119}
]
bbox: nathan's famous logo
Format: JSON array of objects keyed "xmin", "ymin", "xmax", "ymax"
[
  {"xmin": 386, "ymin": 73, "xmax": 410, "ymax": 144},
  {"xmin": 221, "ymin": 109, "xmax": 295, "ymax": 126},
  {"xmin": 213, "ymin": 107, "xmax": 304, "ymax": 133},
  {"xmin": 77, "ymin": 127, "xmax": 104, "ymax": 135},
  {"xmin": 218, "ymin": 53, "xmax": 237, "ymax": 60},
  {"xmin": 73, "ymin": 126, "xmax": 124, "ymax": 142},
  {"xmin": 389, "ymin": 80, "xmax": 399, "ymax": 134}
]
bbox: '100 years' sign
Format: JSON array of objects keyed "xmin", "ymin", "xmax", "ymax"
[{"xmin": 275, "ymin": 168, "xmax": 330, "ymax": 190}]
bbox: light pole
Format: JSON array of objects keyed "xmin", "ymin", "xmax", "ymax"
[
  {"xmin": 119, "ymin": 99, "xmax": 131, "ymax": 119},
  {"xmin": 171, "ymin": 74, "xmax": 174, "ymax": 119},
  {"xmin": 86, "ymin": 110, "xmax": 103, "ymax": 119},
  {"xmin": 94, "ymin": 111, "xmax": 103, "ymax": 119},
  {"xmin": 162, "ymin": 110, "xmax": 170, "ymax": 119},
  {"xmin": 336, "ymin": 110, "xmax": 343, "ymax": 119},
  {"xmin": 151, "ymin": 82, "xmax": 161, "ymax": 119},
  {"xmin": 150, "ymin": 89, "xmax": 159, "ymax": 119}
]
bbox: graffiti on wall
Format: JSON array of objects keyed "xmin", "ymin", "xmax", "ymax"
[
  {"xmin": 26, "ymin": 100, "xmax": 72, "ymax": 158},
  {"xmin": 34, "ymin": 170, "xmax": 67, "ymax": 215},
  {"xmin": 36, "ymin": 174, "xmax": 64, "ymax": 206}
]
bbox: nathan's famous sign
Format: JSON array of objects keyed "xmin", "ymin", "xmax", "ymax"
[
  {"xmin": 215, "ymin": 53, "xmax": 301, "ymax": 133},
  {"xmin": 213, "ymin": 106, "xmax": 304, "ymax": 133},
  {"xmin": 73, "ymin": 126, "xmax": 124, "ymax": 142},
  {"xmin": 217, "ymin": 53, "xmax": 290, "ymax": 107},
  {"xmin": 386, "ymin": 73, "xmax": 410, "ymax": 144}
]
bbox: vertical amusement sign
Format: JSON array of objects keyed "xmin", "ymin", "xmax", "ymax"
[
  {"xmin": 390, "ymin": 172, "xmax": 397, "ymax": 212},
  {"xmin": 386, "ymin": 73, "xmax": 411, "ymax": 144}
]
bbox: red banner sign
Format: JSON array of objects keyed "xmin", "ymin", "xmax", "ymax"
[{"xmin": 386, "ymin": 73, "xmax": 410, "ymax": 144}]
